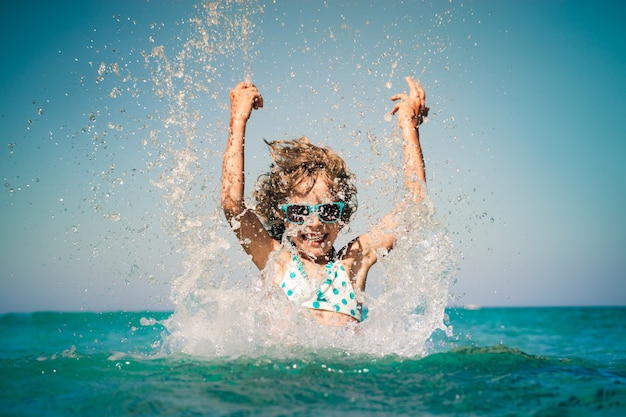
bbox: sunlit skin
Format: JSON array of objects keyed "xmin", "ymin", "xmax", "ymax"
[{"xmin": 222, "ymin": 77, "xmax": 427, "ymax": 326}]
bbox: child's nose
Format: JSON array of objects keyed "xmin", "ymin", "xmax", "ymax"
[{"xmin": 304, "ymin": 211, "xmax": 322, "ymax": 226}]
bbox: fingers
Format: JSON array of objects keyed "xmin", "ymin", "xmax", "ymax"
[
  {"xmin": 390, "ymin": 77, "xmax": 428, "ymax": 126},
  {"xmin": 392, "ymin": 77, "xmax": 424, "ymax": 101},
  {"xmin": 405, "ymin": 76, "xmax": 420, "ymax": 97},
  {"xmin": 234, "ymin": 81, "xmax": 258, "ymax": 93},
  {"xmin": 405, "ymin": 76, "xmax": 427, "ymax": 103},
  {"xmin": 416, "ymin": 83, "xmax": 425, "ymax": 102},
  {"xmin": 391, "ymin": 93, "xmax": 409, "ymax": 102},
  {"xmin": 252, "ymin": 94, "xmax": 263, "ymax": 110},
  {"xmin": 232, "ymin": 81, "xmax": 263, "ymax": 110},
  {"xmin": 251, "ymin": 84, "xmax": 263, "ymax": 109}
]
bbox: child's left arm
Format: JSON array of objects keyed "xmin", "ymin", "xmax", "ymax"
[
  {"xmin": 390, "ymin": 76, "xmax": 429, "ymax": 201},
  {"xmin": 344, "ymin": 76, "xmax": 429, "ymax": 290}
]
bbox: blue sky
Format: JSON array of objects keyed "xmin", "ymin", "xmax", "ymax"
[{"xmin": 1, "ymin": 0, "xmax": 625, "ymax": 312}]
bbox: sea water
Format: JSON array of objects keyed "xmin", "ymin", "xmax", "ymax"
[{"xmin": 1, "ymin": 307, "xmax": 625, "ymax": 416}]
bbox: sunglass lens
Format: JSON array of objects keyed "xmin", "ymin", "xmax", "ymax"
[
  {"xmin": 318, "ymin": 203, "xmax": 341, "ymax": 222},
  {"xmin": 287, "ymin": 205, "xmax": 309, "ymax": 223}
]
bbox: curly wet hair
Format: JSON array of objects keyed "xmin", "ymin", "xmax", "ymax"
[{"xmin": 253, "ymin": 137, "xmax": 358, "ymax": 241}]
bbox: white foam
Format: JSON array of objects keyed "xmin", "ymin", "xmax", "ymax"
[{"xmin": 160, "ymin": 194, "xmax": 456, "ymax": 358}]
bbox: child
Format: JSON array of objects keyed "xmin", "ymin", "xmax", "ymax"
[{"xmin": 222, "ymin": 77, "xmax": 429, "ymax": 326}]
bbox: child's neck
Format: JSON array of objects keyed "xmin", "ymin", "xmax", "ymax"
[{"xmin": 297, "ymin": 247, "xmax": 336, "ymax": 266}]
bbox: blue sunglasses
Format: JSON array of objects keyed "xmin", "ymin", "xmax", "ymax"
[{"xmin": 280, "ymin": 202, "xmax": 346, "ymax": 224}]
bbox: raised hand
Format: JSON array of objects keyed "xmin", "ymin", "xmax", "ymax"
[
  {"xmin": 230, "ymin": 81, "xmax": 263, "ymax": 123},
  {"xmin": 390, "ymin": 76, "xmax": 429, "ymax": 130}
]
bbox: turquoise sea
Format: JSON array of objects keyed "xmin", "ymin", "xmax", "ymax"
[{"xmin": 2, "ymin": 307, "xmax": 625, "ymax": 416}]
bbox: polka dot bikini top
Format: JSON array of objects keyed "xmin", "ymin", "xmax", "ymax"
[{"xmin": 280, "ymin": 253, "xmax": 362, "ymax": 322}]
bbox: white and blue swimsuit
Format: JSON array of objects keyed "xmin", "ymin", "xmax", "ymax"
[{"xmin": 280, "ymin": 252, "xmax": 362, "ymax": 322}]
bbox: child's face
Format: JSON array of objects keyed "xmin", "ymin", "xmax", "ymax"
[{"xmin": 284, "ymin": 175, "xmax": 341, "ymax": 262}]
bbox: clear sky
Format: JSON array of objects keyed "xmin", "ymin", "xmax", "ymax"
[{"xmin": 1, "ymin": 0, "xmax": 625, "ymax": 312}]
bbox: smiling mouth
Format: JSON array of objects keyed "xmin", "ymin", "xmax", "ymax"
[{"xmin": 302, "ymin": 233, "xmax": 327, "ymax": 245}]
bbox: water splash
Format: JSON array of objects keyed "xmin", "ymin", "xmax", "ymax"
[
  {"xmin": 118, "ymin": 1, "xmax": 459, "ymax": 358},
  {"xmin": 161, "ymin": 196, "xmax": 455, "ymax": 358}
]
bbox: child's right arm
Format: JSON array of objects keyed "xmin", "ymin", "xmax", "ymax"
[{"xmin": 221, "ymin": 82, "xmax": 279, "ymax": 270}]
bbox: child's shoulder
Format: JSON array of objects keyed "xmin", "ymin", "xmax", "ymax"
[{"xmin": 267, "ymin": 246, "xmax": 294, "ymax": 284}]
